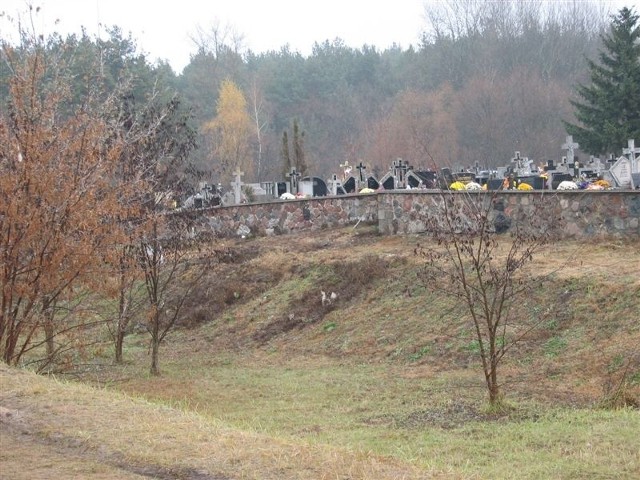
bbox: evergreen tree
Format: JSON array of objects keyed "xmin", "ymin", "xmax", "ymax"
[
  {"xmin": 292, "ymin": 119, "xmax": 308, "ymax": 176},
  {"xmin": 280, "ymin": 120, "xmax": 308, "ymax": 178},
  {"xmin": 281, "ymin": 130, "xmax": 291, "ymax": 178},
  {"xmin": 564, "ymin": 7, "xmax": 640, "ymax": 155}
]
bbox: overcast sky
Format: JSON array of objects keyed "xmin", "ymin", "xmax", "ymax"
[
  {"xmin": 1, "ymin": 1, "xmax": 636, "ymax": 73},
  {"xmin": 1, "ymin": 0, "xmax": 426, "ymax": 72}
]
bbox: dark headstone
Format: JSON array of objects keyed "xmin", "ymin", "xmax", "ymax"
[
  {"xmin": 452, "ymin": 172, "xmax": 476, "ymax": 184},
  {"xmin": 343, "ymin": 176, "xmax": 356, "ymax": 193},
  {"xmin": 487, "ymin": 179, "xmax": 504, "ymax": 190},
  {"xmin": 408, "ymin": 170, "xmax": 438, "ymax": 188},
  {"xmin": 441, "ymin": 167, "xmax": 454, "ymax": 185},
  {"xmin": 302, "ymin": 176, "xmax": 328, "ymax": 197},
  {"xmin": 276, "ymin": 182, "xmax": 288, "ymax": 197},
  {"xmin": 382, "ymin": 176, "xmax": 395, "ymax": 190},
  {"xmin": 552, "ymin": 173, "xmax": 573, "ymax": 189},
  {"xmin": 519, "ymin": 176, "xmax": 545, "ymax": 190}
]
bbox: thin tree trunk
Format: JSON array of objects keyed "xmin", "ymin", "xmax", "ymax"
[
  {"xmin": 115, "ymin": 272, "xmax": 129, "ymax": 364},
  {"xmin": 115, "ymin": 329, "xmax": 125, "ymax": 364},
  {"xmin": 45, "ymin": 321, "xmax": 54, "ymax": 358},
  {"xmin": 150, "ymin": 312, "xmax": 160, "ymax": 376},
  {"xmin": 43, "ymin": 296, "xmax": 56, "ymax": 361},
  {"xmin": 150, "ymin": 336, "xmax": 160, "ymax": 376}
]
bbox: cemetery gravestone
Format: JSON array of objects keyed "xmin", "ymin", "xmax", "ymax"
[
  {"xmin": 231, "ymin": 169, "xmax": 244, "ymax": 204},
  {"xmin": 623, "ymin": 139, "xmax": 640, "ymax": 174},
  {"xmin": 608, "ymin": 156, "xmax": 634, "ymax": 189},
  {"xmin": 562, "ymin": 135, "xmax": 579, "ymax": 166},
  {"xmin": 286, "ymin": 168, "xmax": 300, "ymax": 195}
]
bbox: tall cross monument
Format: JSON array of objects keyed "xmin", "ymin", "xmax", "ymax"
[
  {"xmin": 623, "ymin": 139, "xmax": 640, "ymax": 173},
  {"xmin": 562, "ymin": 135, "xmax": 579, "ymax": 168},
  {"xmin": 231, "ymin": 169, "xmax": 244, "ymax": 204}
]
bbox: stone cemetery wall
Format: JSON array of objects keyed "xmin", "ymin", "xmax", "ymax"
[
  {"xmin": 180, "ymin": 195, "xmax": 379, "ymax": 238},
  {"xmin": 180, "ymin": 191, "xmax": 639, "ymax": 239},
  {"xmin": 378, "ymin": 191, "xmax": 640, "ymax": 238}
]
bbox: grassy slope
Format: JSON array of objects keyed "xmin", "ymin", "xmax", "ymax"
[{"xmin": 1, "ymin": 225, "xmax": 639, "ymax": 479}]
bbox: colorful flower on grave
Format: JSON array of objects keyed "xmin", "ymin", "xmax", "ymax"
[
  {"xmin": 450, "ymin": 181, "xmax": 466, "ymax": 190},
  {"xmin": 464, "ymin": 182, "xmax": 482, "ymax": 190},
  {"xmin": 517, "ymin": 182, "xmax": 533, "ymax": 190},
  {"xmin": 594, "ymin": 179, "xmax": 611, "ymax": 188},
  {"xmin": 586, "ymin": 183, "xmax": 605, "ymax": 190},
  {"xmin": 359, "ymin": 188, "xmax": 375, "ymax": 194},
  {"xmin": 578, "ymin": 181, "xmax": 590, "ymax": 189}
]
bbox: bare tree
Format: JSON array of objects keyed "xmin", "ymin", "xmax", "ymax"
[
  {"xmin": 138, "ymin": 214, "xmax": 212, "ymax": 376},
  {"xmin": 248, "ymin": 78, "xmax": 269, "ymax": 181},
  {"xmin": 415, "ymin": 191, "xmax": 562, "ymax": 407}
]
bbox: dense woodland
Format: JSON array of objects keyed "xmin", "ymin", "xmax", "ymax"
[{"xmin": 3, "ymin": 1, "xmax": 636, "ymax": 191}]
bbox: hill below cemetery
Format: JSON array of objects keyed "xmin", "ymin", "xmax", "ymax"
[{"xmin": 2, "ymin": 225, "xmax": 639, "ymax": 479}]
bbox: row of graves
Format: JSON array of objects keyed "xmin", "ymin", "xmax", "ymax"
[
  {"xmin": 481, "ymin": 136, "xmax": 640, "ymax": 192},
  {"xmin": 182, "ymin": 159, "xmax": 441, "ymax": 207},
  {"xmin": 439, "ymin": 136, "xmax": 639, "ymax": 192},
  {"xmin": 182, "ymin": 136, "xmax": 639, "ymax": 208}
]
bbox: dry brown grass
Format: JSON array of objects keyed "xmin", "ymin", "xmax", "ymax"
[
  {"xmin": 0, "ymin": 363, "xmax": 445, "ymax": 480},
  {"xmin": 2, "ymin": 225, "xmax": 639, "ymax": 479}
]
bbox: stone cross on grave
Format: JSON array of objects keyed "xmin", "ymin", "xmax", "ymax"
[
  {"xmin": 511, "ymin": 151, "xmax": 531, "ymax": 176},
  {"xmin": 393, "ymin": 158, "xmax": 409, "ymax": 188},
  {"xmin": 231, "ymin": 169, "xmax": 244, "ymax": 204},
  {"xmin": 356, "ymin": 161, "xmax": 367, "ymax": 182},
  {"xmin": 339, "ymin": 160, "xmax": 352, "ymax": 180},
  {"xmin": 286, "ymin": 167, "xmax": 300, "ymax": 194},
  {"xmin": 562, "ymin": 135, "xmax": 579, "ymax": 166},
  {"xmin": 588, "ymin": 156, "xmax": 604, "ymax": 175},
  {"xmin": 328, "ymin": 173, "xmax": 340, "ymax": 196},
  {"xmin": 623, "ymin": 139, "xmax": 640, "ymax": 173}
]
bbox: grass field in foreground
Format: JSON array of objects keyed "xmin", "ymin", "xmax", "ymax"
[{"xmin": 3, "ymin": 227, "xmax": 639, "ymax": 479}]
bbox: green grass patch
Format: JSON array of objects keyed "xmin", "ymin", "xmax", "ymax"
[{"xmin": 101, "ymin": 351, "xmax": 640, "ymax": 479}]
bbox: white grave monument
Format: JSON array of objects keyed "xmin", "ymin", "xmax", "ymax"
[
  {"xmin": 231, "ymin": 169, "xmax": 244, "ymax": 204},
  {"xmin": 622, "ymin": 139, "xmax": 639, "ymax": 174},
  {"xmin": 562, "ymin": 135, "xmax": 579, "ymax": 164},
  {"xmin": 607, "ymin": 156, "xmax": 634, "ymax": 189}
]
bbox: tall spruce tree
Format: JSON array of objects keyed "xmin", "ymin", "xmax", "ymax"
[
  {"xmin": 564, "ymin": 7, "xmax": 640, "ymax": 155},
  {"xmin": 281, "ymin": 130, "xmax": 291, "ymax": 178},
  {"xmin": 292, "ymin": 119, "xmax": 308, "ymax": 176}
]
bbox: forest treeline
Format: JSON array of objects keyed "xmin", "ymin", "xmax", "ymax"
[{"xmin": 0, "ymin": 1, "xmax": 627, "ymax": 189}]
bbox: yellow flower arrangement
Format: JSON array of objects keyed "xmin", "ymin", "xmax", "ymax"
[
  {"xmin": 449, "ymin": 181, "xmax": 466, "ymax": 190},
  {"xmin": 517, "ymin": 182, "xmax": 533, "ymax": 190},
  {"xmin": 594, "ymin": 179, "xmax": 610, "ymax": 188}
]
